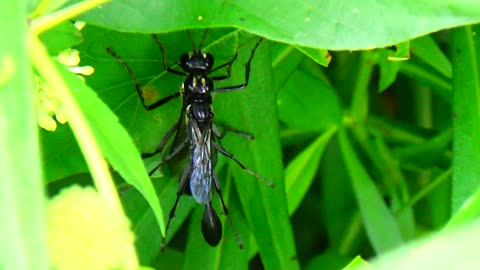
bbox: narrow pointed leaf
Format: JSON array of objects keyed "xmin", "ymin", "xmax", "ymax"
[
  {"xmin": 339, "ymin": 128, "xmax": 403, "ymax": 253},
  {"xmin": 52, "ymin": 61, "xmax": 165, "ymax": 236}
]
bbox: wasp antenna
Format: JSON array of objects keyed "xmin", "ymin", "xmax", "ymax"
[
  {"xmin": 186, "ymin": 29, "xmax": 197, "ymax": 52},
  {"xmin": 198, "ymin": 28, "xmax": 209, "ymax": 51}
]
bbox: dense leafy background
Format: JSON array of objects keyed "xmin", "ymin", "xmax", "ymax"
[{"xmin": 30, "ymin": 0, "xmax": 480, "ymax": 269}]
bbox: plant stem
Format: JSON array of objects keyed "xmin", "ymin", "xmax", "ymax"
[
  {"xmin": 30, "ymin": 0, "xmax": 54, "ymax": 19},
  {"xmin": 351, "ymin": 50, "xmax": 375, "ymax": 126},
  {"xmin": 396, "ymin": 169, "xmax": 452, "ymax": 215},
  {"xmin": 31, "ymin": 0, "xmax": 110, "ymax": 35}
]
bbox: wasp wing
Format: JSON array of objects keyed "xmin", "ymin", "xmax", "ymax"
[{"xmin": 188, "ymin": 118, "xmax": 213, "ymax": 205}]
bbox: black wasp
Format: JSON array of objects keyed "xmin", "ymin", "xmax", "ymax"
[{"xmin": 107, "ymin": 30, "xmax": 273, "ymax": 248}]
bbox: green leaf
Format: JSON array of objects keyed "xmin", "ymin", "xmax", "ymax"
[
  {"xmin": 183, "ymin": 208, "xmax": 223, "ymax": 269},
  {"xmin": 339, "ymin": 128, "xmax": 404, "ymax": 253},
  {"xmin": 377, "ymin": 49, "xmax": 402, "ymax": 92},
  {"xmin": 393, "ymin": 129, "xmax": 452, "ymax": 170},
  {"xmin": 52, "ymin": 60, "xmax": 166, "ymax": 236},
  {"xmin": 150, "ymin": 248, "xmax": 184, "ymax": 270},
  {"xmin": 182, "ymin": 176, "xmax": 248, "ymax": 270},
  {"xmin": 215, "ymin": 40, "xmax": 299, "ymax": 270},
  {"xmin": 305, "ymin": 251, "xmax": 352, "ymax": 270},
  {"xmin": 411, "ymin": 35, "xmax": 452, "ymax": 78},
  {"xmin": 0, "ymin": 1, "xmax": 49, "ymax": 269},
  {"xmin": 285, "ymin": 127, "xmax": 337, "ymax": 214},
  {"xmin": 445, "ymin": 181, "xmax": 480, "ymax": 231},
  {"xmin": 320, "ymin": 138, "xmax": 360, "ymax": 252},
  {"xmin": 277, "ymin": 70, "xmax": 342, "ymax": 132},
  {"xmin": 390, "ymin": 42, "xmax": 410, "ymax": 60},
  {"xmin": 120, "ymin": 177, "xmax": 194, "ymax": 265},
  {"xmin": 375, "ymin": 41, "xmax": 410, "ymax": 92},
  {"xmin": 362, "ymin": 221, "xmax": 480, "ymax": 270},
  {"xmin": 370, "ymin": 133, "xmax": 415, "ymax": 240},
  {"xmin": 27, "ymin": 0, "xmax": 40, "ymax": 13},
  {"xmin": 39, "ymin": 21, "xmax": 83, "ymax": 55},
  {"xmin": 451, "ymin": 25, "xmax": 480, "ymax": 214},
  {"xmin": 78, "ymin": 0, "xmax": 480, "ymax": 50},
  {"xmin": 399, "ymin": 59, "xmax": 452, "ymax": 104},
  {"xmin": 271, "ymin": 43, "xmax": 304, "ymax": 91},
  {"xmin": 295, "ymin": 46, "xmax": 331, "ymax": 67},
  {"xmin": 40, "ymin": 125, "xmax": 88, "ymax": 181},
  {"xmin": 342, "ymin": 256, "xmax": 373, "ymax": 270}
]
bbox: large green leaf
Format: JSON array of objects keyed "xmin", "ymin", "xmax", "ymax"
[
  {"xmin": 77, "ymin": 0, "xmax": 480, "ymax": 50},
  {"xmin": 451, "ymin": 26, "xmax": 480, "ymax": 214},
  {"xmin": 0, "ymin": 1, "xmax": 49, "ymax": 269},
  {"xmin": 350, "ymin": 220, "xmax": 480, "ymax": 270},
  {"xmin": 214, "ymin": 40, "xmax": 299, "ymax": 269}
]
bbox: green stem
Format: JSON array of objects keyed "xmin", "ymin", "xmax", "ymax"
[
  {"xmin": 31, "ymin": 0, "xmax": 110, "ymax": 34},
  {"xmin": 351, "ymin": 51, "xmax": 375, "ymax": 125},
  {"xmin": 396, "ymin": 169, "xmax": 452, "ymax": 215},
  {"xmin": 366, "ymin": 116, "xmax": 426, "ymax": 144},
  {"xmin": 29, "ymin": 0, "xmax": 53, "ymax": 18}
]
